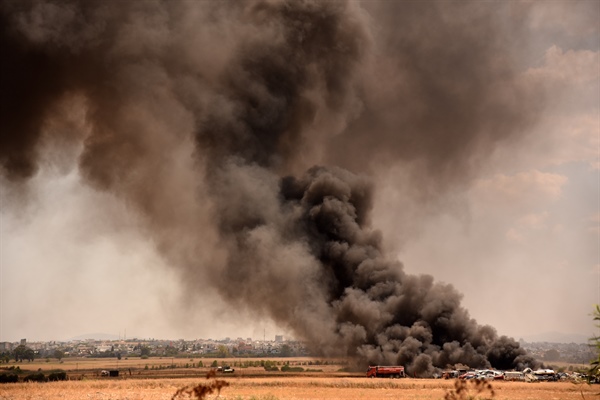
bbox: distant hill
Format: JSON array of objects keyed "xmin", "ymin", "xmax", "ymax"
[
  {"xmin": 519, "ymin": 331, "xmax": 591, "ymax": 344},
  {"xmin": 68, "ymin": 333, "xmax": 120, "ymax": 341}
]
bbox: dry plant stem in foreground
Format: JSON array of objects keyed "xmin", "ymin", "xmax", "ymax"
[
  {"xmin": 172, "ymin": 370, "xmax": 229, "ymax": 400},
  {"xmin": 444, "ymin": 379, "xmax": 495, "ymax": 400}
]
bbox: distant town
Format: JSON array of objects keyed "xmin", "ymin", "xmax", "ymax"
[
  {"xmin": 0, "ymin": 335, "xmax": 308, "ymax": 362},
  {"xmin": 0, "ymin": 336, "xmax": 595, "ymax": 366}
]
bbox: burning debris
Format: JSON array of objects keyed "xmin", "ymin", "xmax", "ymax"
[{"xmin": 1, "ymin": 0, "xmax": 543, "ymax": 375}]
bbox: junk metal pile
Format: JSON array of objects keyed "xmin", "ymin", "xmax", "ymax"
[{"xmin": 438, "ymin": 368, "xmax": 593, "ymax": 382}]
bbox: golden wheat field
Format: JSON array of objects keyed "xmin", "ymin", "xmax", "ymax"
[
  {"xmin": 1, "ymin": 357, "xmax": 597, "ymax": 400},
  {"xmin": 0, "ymin": 376, "xmax": 596, "ymax": 400}
]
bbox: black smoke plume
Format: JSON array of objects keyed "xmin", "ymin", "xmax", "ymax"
[{"xmin": 1, "ymin": 0, "xmax": 541, "ymax": 374}]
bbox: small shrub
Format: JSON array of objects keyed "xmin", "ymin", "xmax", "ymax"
[
  {"xmin": 48, "ymin": 371, "xmax": 67, "ymax": 381},
  {"xmin": 444, "ymin": 379, "xmax": 495, "ymax": 400},
  {"xmin": 172, "ymin": 370, "xmax": 229, "ymax": 400},
  {"xmin": 24, "ymin": 372, "xmax": 46, "ymax": 382},
  {"xmin": 0, "ymin": 374, "xmax": 18, "ymax": 383}
]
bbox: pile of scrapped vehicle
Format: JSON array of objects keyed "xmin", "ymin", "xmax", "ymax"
[{"xmin": 439, "ymin": 368, "xmax": 593, "ymax": 382}]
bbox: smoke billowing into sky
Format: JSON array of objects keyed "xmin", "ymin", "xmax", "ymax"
[{"xmin": 1, "ymin": 0, "xmax": 598, "ymax": 373}]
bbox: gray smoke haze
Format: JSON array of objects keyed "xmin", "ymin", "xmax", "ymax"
[{"xmin": 0, "ymin": 0, "xmax": 545, "ymax": 373}]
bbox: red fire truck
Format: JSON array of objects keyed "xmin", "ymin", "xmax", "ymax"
[{"xmin": 366, "ymin": 365, "xmax": 405, "ymax": 378}]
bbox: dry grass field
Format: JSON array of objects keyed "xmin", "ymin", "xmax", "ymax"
[
  {"xmin": 0, "ymin": 357, "xmax": 597, "ymax": 400},
  {"xmin": 6, "ymin": 357, "xmax": 339, "ymax": 375},
  {"xmin": 1, "ymin": 357, "xmax": 346, "ymax": 380},
  {"xmin": 0, "ymin": 375, "xmax": 597, "ymax": 400}
]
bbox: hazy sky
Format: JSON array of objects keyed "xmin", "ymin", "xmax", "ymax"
[{"xmin": 0, "ymin": 0, "xmax": 598, "ymax": 345}]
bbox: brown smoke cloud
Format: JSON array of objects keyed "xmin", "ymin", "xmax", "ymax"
[{"xmin": 0, "ymin": 0, "xmax": 544, "ymax": 373}]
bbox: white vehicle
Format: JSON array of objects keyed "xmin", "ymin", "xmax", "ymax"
[{"xmin": 476, "ymin": 370, "xmax": 504, "ymax": 380}]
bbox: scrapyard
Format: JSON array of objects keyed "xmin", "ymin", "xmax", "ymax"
[{"xmin": 438, "ymin": 367, "xmax": 595, "ymax": 383}]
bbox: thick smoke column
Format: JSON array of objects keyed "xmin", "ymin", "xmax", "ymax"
[
  {"xmin": 220, "ymin": 165, "xmax": 536, "ymax": 372},
  {"xmin": 1, "ymin": 0, "xmax": 540, "ymax": 373}
]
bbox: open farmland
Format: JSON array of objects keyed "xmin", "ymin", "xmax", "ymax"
[
  {"xmin": 0, "ymin": 376, "xmax": 596, "ymax": 400},
  {"xmin": 0, "ymin": 357, "xmax": 596, "ymax": 400},
  {"xmin": 0, "ymin": 357, "xmax": 347, "ymax": 379}
]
